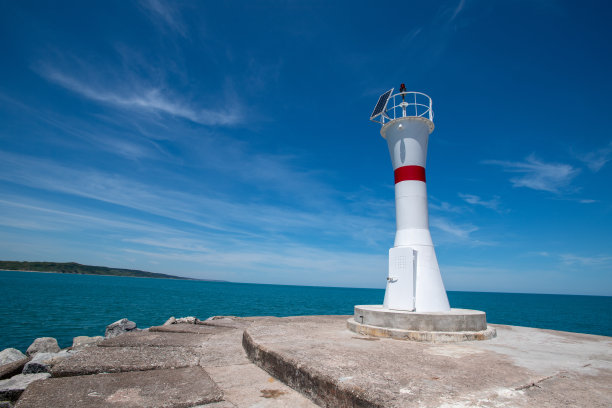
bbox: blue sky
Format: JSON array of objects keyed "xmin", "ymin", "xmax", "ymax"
[{"xmin": 0, "ymin": 1, "xmax": 611, "ymax": 295}]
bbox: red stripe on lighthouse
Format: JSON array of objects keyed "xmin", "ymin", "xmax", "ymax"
[{"xmin": 394, "ymin": 165, "xmax": 426, "ymax": 184}]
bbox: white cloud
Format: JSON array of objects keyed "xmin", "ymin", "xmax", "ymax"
[
  {"xmin": 121, "ymin": 238, "xmax": 386, "ymax": 286},
  {"xmin": 0, "ymin": 190, "xmax": 389, "ymax": 287},
  {"xmin": 429, "ymin": 198, "xmax": 463, "ymax": 213},
  {"xmin": 439, "ymin": 264, "xmax": 588, "ymax": 295},
  {"xmin": 430, "ymin": 217, "xmax": 478, "ymax": 240},
  {"xmin": 458, "ymin": 193, "xmax": 501, "ymax": 211},
  {"xmin": 449, "ymin": 0, "xmax": 466, "ymax": 22},
  {"xmin": 36, "ymin": 63, "xmax": 242, "ymax": 126},
  {"xmin": 0, "ymin": 150, "xmax": 393, "ymax": 247},
  {"xmin": 138, "ymin": 0, "xmax": 187, "ymax": 37},
  {"xmin": 0, "ymin": 197, "xmax": 183, "ymax": 236},
  {"xmin": 484, "ymin": 154, "xmax": 580, "ymax": 193},
  {"xmin": 576, "ymin": 141, "xmax": 612, "ymax": 172},
  {"xmin": 559, "ymin": 253, "xmax": 612, "ymax": 267}
]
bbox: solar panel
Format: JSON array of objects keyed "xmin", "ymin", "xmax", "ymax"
[{"xmin": 370, "ymin": 88, "xmax": 394, "ymax": 120}]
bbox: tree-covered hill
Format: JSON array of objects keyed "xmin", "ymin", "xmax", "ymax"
[{"xmin": 0, "ymin": 261, "xmax": 203, "ymax": 280}]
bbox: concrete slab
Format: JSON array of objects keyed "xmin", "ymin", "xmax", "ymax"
[
  {"xmin": 51, "ymin": 346, "xmax": 199, "ymax": 377},
  {"xmin": 99, "ymin": 331, "xmax": 209, "ymax": 348},
  {"xmin": 205, "ymin": 364, "xmax": 317, "ymax": 408},
  {"xmin": 201, "ymin": 317, "xmax": 253, "ymax": 330},
  {"xmin": 196, "ymin": 328, "xmax": 251, "ymax": 367},
  {"xmin": 192, "ymin": 402, "xmax": 236, "ymax": 408},
  {"xmin": 149, "ymin": 324, "xmax": 231, "ymax": 335},
  {"xmin": 15, "ymin": 367, "xmax": 223, "ymax": 408},
  {"xmin": 465, "ymin": 324, "xmax": 612, "ymax": 374},
  {"xmin": 244, "ymin": 315, "xmax": 612, "ymax": 408}
]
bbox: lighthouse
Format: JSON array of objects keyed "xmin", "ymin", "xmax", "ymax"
[
  {"xmin": 347, "ymin": 85, "xmax": 495, "ymax": 341},
  {"xmin": 370, "ymin": 86, "xmax": 450, "ymax": 312}
]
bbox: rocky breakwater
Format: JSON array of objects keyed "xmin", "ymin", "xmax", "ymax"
[
  {"xmin": 2, "ymin": 316, "xmax": 315, "ymax": 408},
  {"xmin": 0, "ymin": 332, "xmax": 104, "ymax": 407}
]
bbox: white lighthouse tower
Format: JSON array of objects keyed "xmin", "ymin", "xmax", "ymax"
[
  {"xmin": 347, "ymin": 85, "xmax": 495, "ymax": 342},
  {"xmin": 373, "ymin": 85, "xmax": 449, "ymax": 312}
]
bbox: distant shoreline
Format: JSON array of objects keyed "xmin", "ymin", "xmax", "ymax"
[
  {"xmin": 0, "ymin": 269, "xmax": 205, "ymax": 281},
  {"xmin": 0, "ymin": 261, "xmax": 226, "ymax": 282}
]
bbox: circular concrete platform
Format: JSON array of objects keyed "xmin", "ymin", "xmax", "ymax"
[{"xmin": 348, "ymin": 305, "xmax": 496, "ymax": 342}]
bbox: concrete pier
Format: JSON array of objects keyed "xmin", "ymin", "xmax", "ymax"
[
  {"xmin": 5, "ymin": 315, "xmax": 611, "ymax": 407},
  {"xmin": 244, "ymin": 315, "xmax": 612, "ymax": 407}
]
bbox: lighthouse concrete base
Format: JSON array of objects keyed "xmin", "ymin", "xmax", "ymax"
[{"xmin": 347, "ymin": 305, "xmax": 496, "ymax": 342}]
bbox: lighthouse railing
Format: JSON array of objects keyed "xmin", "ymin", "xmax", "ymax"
[{"xmin": 376, "ymin": 91, "xmax": 434, "ymax": 125}]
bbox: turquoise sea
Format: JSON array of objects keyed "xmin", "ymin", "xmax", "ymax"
[{"xmin": 2, "ymin": 270, "xmax": 611, "ymax": 352}]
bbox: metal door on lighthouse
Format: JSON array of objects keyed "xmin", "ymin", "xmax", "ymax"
[{"xmin": 384, "ymin": 247, "xmax": 416, "ymax": 311}]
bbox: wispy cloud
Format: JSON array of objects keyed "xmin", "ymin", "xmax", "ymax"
[
  {"xmin": 399, "ymin": 27, "xmax": 423, "ymax": 48},
  {"xmin": 0, "ymin": 197, "xmax": 182, "ymax": 236},
  {"xmin": 0, "ymin": 166, "xmax": 392, "ymax": 287},
  {"xmin": 138, "ymin": 0, "xmax": 187, "ymax": 37},
  {"xmin": 39, "ymin": 112, "xmax": 164, "ymax": 161},
  {"xmin": 527, "ymin": 251, "xmax": 550, "ymax": 257},
  {"xmin": 484, "ymin": 154, "xmax": 580, "ymax": 193},
  {"xmin": 0, "ymin": 194, "xmax": 388, "ymax": 286},
  {"xmin": 576, "ymin": 141, "xmax": 612, "ymax": 172},
  {"xmin": 0, "ymin": 150, "xmax": 393, "ymax": 247},
  {"xmin": 122, "ymin": 239, "xmax": 386, "ymax": 286},
  {"xmin": 559, "ymin": 253, "xmax": 612, "ymax": 267},
  {"xmin": 429, "ymin": 198, "xmax": 463, "ymax": 213},
  {"xmin": 449, "ymin": 0, "xmax": 466, "ymax": 22},
  {"xmin": 38, "ymin": 65, "xmax": 241, "ymax": 126},
  {"xmin": 394, "ymin": 0, "xmax": 470, "ymax": 73},
  {"xmin": 528, "ymin": 251, "xmax": 612, "ymax": 268},
  {"xmin": 458, "ymin": 193, "xmax": 501, "ymax": 211},
  {"xmin": 430, "ymin": 217, "xmax": 478, "ymax": 240}
]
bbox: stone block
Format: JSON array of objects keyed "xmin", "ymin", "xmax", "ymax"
[
  {"xmin": 202, "ymin": 317, "xmax": 253, "ymax": 330},
  {"xmin": 50, "ymin": 346, "xmax": 199, "ymax": 377},
  {"xmin": 149, "ymin": 324, "xmax": 228, "ymax": 335},
  {"xmin": 99, "ymin": 331, "xmax": 208, "ymax": 348},
  {"xmin": 0, "ymin": 350, "xmax": 25, "ymax": 366},
  {"xmin": 25, "ymin": 338, "xmax": 59, "ymax": 357},
  {"xmin": 71, "ymin": 336, "xmax": 103, "ymax": 350},
  {"xmin": 0, "ymin": 359, "xmax": 30, "ymax": 381},
  {"xmin": 104, "ymin": 318, "xmax": 137, "ymax": 338},
  {"xmin": 0, "ymin": 374, "xmax": 50, "ymax": 401},
  {"xmin": 15, "ymin": 367, "xmax": 222, "ymax": 408},
  {"xmin": 22, "ymin": 351, "xmax": 73, "ymax": 374}
]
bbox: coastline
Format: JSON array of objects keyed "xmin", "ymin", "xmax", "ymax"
[
  {"xmin": 0, "ymin": 269, "xmax": 202, "ymax": 281},
  {"xmin": 0, "ymin": 261, "xmax": 209, "ymax": 281}
]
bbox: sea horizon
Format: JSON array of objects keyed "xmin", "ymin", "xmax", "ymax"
[
  {"xmin": 3, "ymin": 268, "xmax": 610, "ymax": 298},
  {"xmin": 2, "ymin": 269, "xmax": 611, "ymax": 353}
]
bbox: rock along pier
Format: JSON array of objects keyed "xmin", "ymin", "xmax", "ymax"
[{"xmin": 1, "ymin": 315, "xmax": 610, "ymax": 407}]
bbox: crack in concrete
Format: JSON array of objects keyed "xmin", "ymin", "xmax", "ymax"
[{"xmin": 514, "ymin": 372, "xmax": 561, "ymax": 390}]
